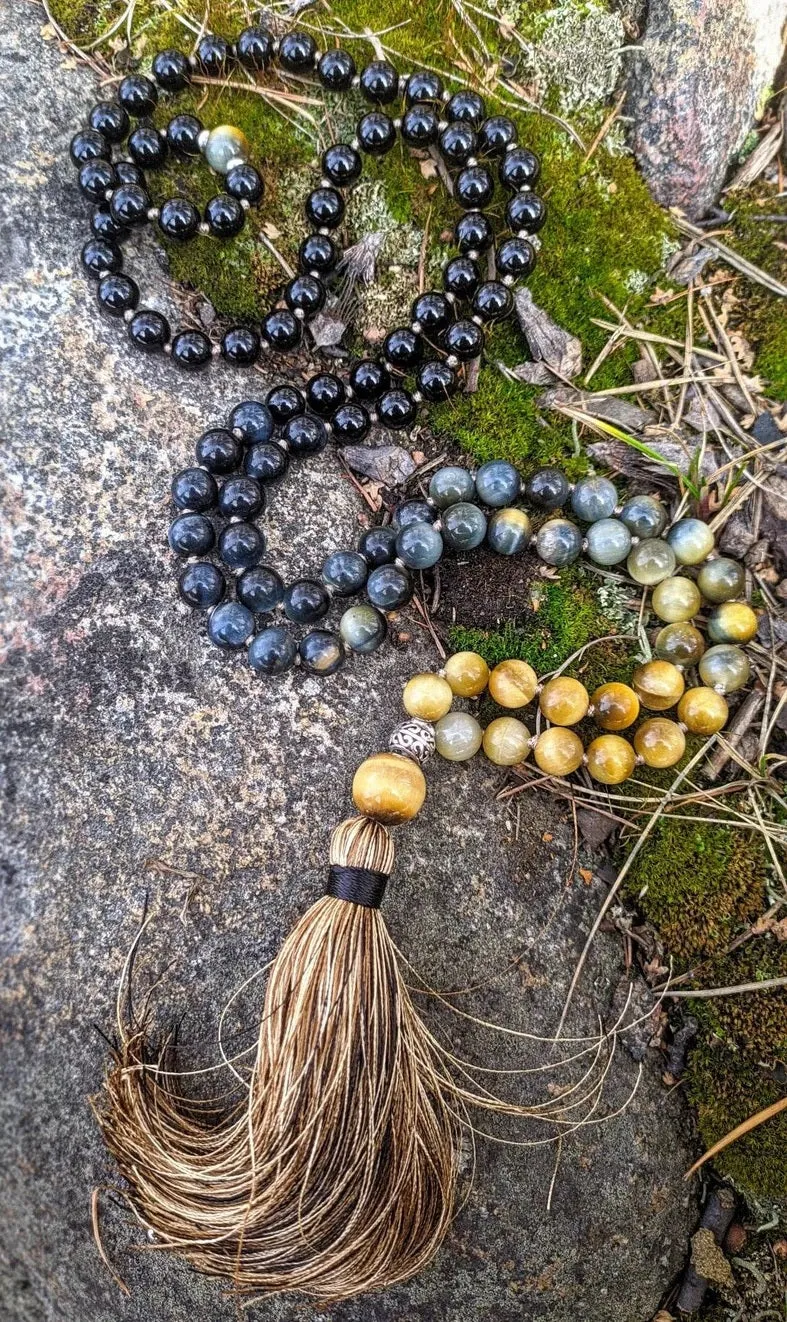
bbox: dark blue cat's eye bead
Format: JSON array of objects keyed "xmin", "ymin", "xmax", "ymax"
[
  {"xmin": 81, "ymin": 238, "xmax": 122, "ymax": 279},
  {"xmin": 171, "ymin": 467, "xmax": 218, "ymax": 512},
  {"xmin": 229, "ymin": 400, "xmax": 274, "ymax": 445},
  {"xmin": 91, "ymin": 207, "xmax": 127, "ymax": 242},
  {"xmin": 438, "ymin": 122, "xmax": 476, "ymax": 167},
  {"xmin": 322, "ymin": 143, "xmax": 362, "ymax": 186},
  {"xmin": 278, "ymin": 31, "xmax": 317, "ymax": 72},
  {"xmin": 128, "ymin": 125, "xmax": 167, "ymax": 169},
  {"xmin": 339, "ymin": 604, "xmax": 387, "ymax": 654},
  {"xmin": 237, "ymin": 566, "xmax": 284, "ymax": 613},
  {"xmin": 571, "ymin": 475, "xmax": 618, "ymax": 522},
  {"xmin": 169, "ymin": 513, "xmax": 215, "ymax": 555},
  {"xmin": 221, "ymin": 326, "xmax": 261, "ymax": 366},
  {"xmin": 195, "ymin": 428, "xmax": 240, "ymax": 474},
  {"xmin": 496, "ymin": 237, "xmax": 535, "ymax": 279},
  {"xmin": 299, "ymin": 630, "xmax": 346, "ymax": 675},
  {"xmin": 118, "ymin": 74, "xmax": 158, "ymax": 117},
  {"xmin": 78, "ymin": 159, "xmax": 116, "ymax": 203},
  {"xmin": 475, "ymin": 459, "xmax": 520, "ymax": 507},
  {"xmin": 525, "ymin": 466, "xmax": 570, "ymax": 511},
  {"xmin": 284, "ymin": 578, "xmax": 331, "ymax": 624},
  {"xmin": 454, "ymin": 211, "xmax": 494, "ymax": 255},
  {"xmin": 416, "ymin": 360, "xmax": 457, "ymax": 401},
  {"xmin": 244, "ymin": 442, "xmax": 288, "ymax": 483},
  {"xmin": 307, "ymin": 373, "xmax": 346, "ymax": 416},
  {"xmin": 441, "ymin": 501, "xmax": 487, "ymax": 550},
  {"xmin": 262, "ymin": 309, "xmax": 301, "ymax": 352},
  {"xmin": 359, "ymin": 60, "xmax": 399, "ymax": 104},
  {"xmin": 477, "ymin": 115, "xmax": 516, "ymax": 156},
  {"xmin": 167, "ymin": 113, "xmax": 203, "ymax": 156},
  {"xmin": 248, "ymin": 626, "xmax": 297, "ymax": 675},
  {"xmin": 88, "ymin": 102, "xmax": 129, "ymax": 143},
  {"xmin": 359, "ymin": 526, "xmax": 397, "ymax": 566},
  {"xmin": 366, "ymin": 564, "xmax": 413, "ymax": 611},
  {"xmin": 298, "ymin": 233, "xmax": 340, "ymax": 274},
  {"xmin": 472, "ymin": 281, "xmax": 513, "ymax": 322},
  {"xmin": 322, "ymin": 550, "xmax": 369, "ymax": 597},
  {"xmin": 152, "ymin": 48, "xmax": 190, "ymax": 90},
  {"xmin": 505, "ymin": 191, "xmax": 546, "ymax": 234},
  {"xmin": 455, "ymin": 165, "xmax": 494, "ymax": 210},
  {"xmin": 401, "ymin": 106, "xmax": 439, "ymax": 147},
  {"xmin": 405, "ymin": 70, "xmax": 443, "ymax": 104},
  {"xmin": 236, "ymin": 26, "xmax": 274, "ymax": 70},
  {"xmin": 317, "ymin": 48, "xmax": 356, "ymax": 90},
  {"xmin": 97, "ymin": 273, "xmax": 138, "ymax": 316},
  {"xmin": 349, "ymin": 359, "xmax": 389, "ymax": 400},
  {"xmin": 178, "ymin": 561, "xmax": 225, "ymax": 609},
  {"xmin": 171, "ymin": 330, "xmax": 212, "ymax": 370},
  {"xmin": 283, "ymin": 414, "xmax": 328, "ymax": 456},
  {"xmin": 196, "ymin": 33, "xmax": 230, "ymax": 75},
  {"xmin": 159, "ymin": 197, "xmax": 200, "ymax": 240},
  {"xmin": 115, "ymin": 160, "xmax": 146, "ymax": 187},
  {"xmin": 447, "ymin": 89, "xmax": 485, "ymax": 127},
  {"xmin": 128, "ymin": 309, "xmax": 170, "ymax": 352},
  {"xmin": 396, "ymin": 521, "xmax": 443, "ymax": 569},
  {"xmin": 207, "ymin": 601, "xmax": 255, "ymax": 649},
  {"xmin": 226, "ymin": 164, "xmax": 264, "ymax": 203},
  {"xmin": 266, "ymin": 384, "xmax": 304, "ymax": 423},
  {"xmin": 218, "ymin": 476, "xmax": 264, "ymax": 519},
  {"xmin": 218, "ymin": 522, "xmax": 265, "ymax": 569},
  {"xmin": 357, "ymin": 111, "xmax": 396, "ymax": 155},
  {"xmin": 393, "ymin": 499, "xmax": 435, "ymax": 531},
  {"xmin": 500, "ymin": 146, "xmax": 540, "ymax": 190}
]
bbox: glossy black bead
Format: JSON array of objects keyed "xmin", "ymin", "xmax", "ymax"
[
  {"xmin": 178, "ymin": 561, "xmax": 225, "ymax": 609},
  {"xmin": 412, "ymin": 292, "xmax": 452, "ymax": 337},
  {"xmin": 70, "ymin": 128, "xmax": 108, "ymax": 167},
  {"xmin": 218, "ymin": 522, "xmax": 265, "ymax": 570},
  {"xmin": 446, "ymin": 89, "xmax": 485, "ymax": 127},
  {"xmin": 171, "ymin": 329, "xmax": 212, "ymax": 369},
  {"xmin": 285, "ymin": 274, "xmax": 325, "ymax": 318},
  {"xmin": 322, "ymin": 550, "xmax": 368, "ymax": 596},
  {"xmin": 248, "ymin": 626, "xmax": 297, "ymax": 675},
  {"xmin": 505, "ymin": 191, "xmax": 546, "ymax": 234},
  {"xmin": 166, "ymin": 113, "xmax": 203, "ymax": 156},
  {"xmin": 171, "ymin": 466, "xmax": 218, "ymax": 511},
  {"xmin": 455, "ymin": 164, "xmax": 494, "ymax": 210},
  {"xmin": 322, "ymin": 143, "xmax": 362, "ymax": 186},
  {"xmin": 128, "ymin": 125, "xmax": 167, "ymax": 168},
  {"xmin": 383, "ymin": 327, "xmax": 423, "ymax": 372},
  {"xmin": 304, "ymin": 187, "xmax": 344, "ymax": 229},
  {"xmin": 443, "ymin": 255, "xmax": 480, "ymax": 298},
  {"xmin": 401, "ymin": 106, "xmax": 439, "ymax": 147},
  {"xmin": 221, "ymin": 326, "xmax": 261, "ymax": 366},
  {"xmin": 500, "ymin": 146, "xmax": 540, "ymax": 190},
  {"xmin": 454, "ymin": 210, "xmax": 494, "ymax": 253},
  {"xmin": 244, "ymin": 441, "xmax": 288, "ymax": 483},
  {"xmin": 416, "ymin": 359, "xmax": 458, "ymax": 401},
  {"xmin": 262, "ymin": 309, "xmax": 301, "ymax": 352},
  {"xmin": 236, "ymin": 26, "xmax": 274, "ymax": 70},
  {"xmin": 128, "ymin": 308, "xmax": 170, "ymax": 351},
  {"xmin": 284, "ymin": 578, "xmax": 331, "ymax": 625},
  {"xmin": 283, "ymin": 414, "xmax": 328, "ymax": 455},
  {"xmin": 359, "ymin": 60, "xmax": 399, "ymax": 104},
  {"xmin": 444, "ymin": 318, "xmax": 484, "ymax": 360},
  {"xmin": 357, "ymin": 111, "xmax": 396, "ymax": 155},
  {"xmin": 299, "ymin": 630, "xmax": 345, "ymax": 675},
  {"xmin": 88, "ymin": 102, "xmax": 129, "ymax": 143},
  {"xmin": 477, "ymin": 115, "xmax": 516, "ymax": 156},
  {"xmin": 226, "ymin": 163, "xmax": 263, "ymax": 203},
  {"xmin": 359, "ymin": 525, "xmax": 397, "ymax": 567},
  {"xmin": 169, "ymin": 512, "xmax": 215, "ymax": 555},
  {"xmin": 114, "ymin": 161, "xmax": 146, "ymax": 187},
  {"xmin": 152, "ymin": 48, "xmax": 190, "ymax": 90},
  {"xmin": 404, "ymin": 70, "xmax": 443, "ymax": 104},
  {"xmin": 438, "ymin": 122, "xmax": 476, "ymax": 167},
  {"xmin": 109, "ymin": 183, "xmax": 150, "ymax": 228},
  {"xmin": 117, "ymin": 74, "xmax": 158, "ymax": 117},
  {"xmin": 195, "ymin": 428, "xmax": 240, "ymax": 474},
  {"xmin": 366, "ymin": 563, "xmax": 412, "ymax": 611},
  {"xmin": 159, "ymin": 196, "xmax": 200, "ymax": 240},
  {"xmin": 472, "ymin": 280, "xmax": 513, "ymax": 322},
  {"xmin": 81, "ymin": 237, "xmax": 122, "ymax": 279},
  {"xmin": 91, "ymin": 207, "xmax": 127, "ymax": 242},
  {"xmin": 205, "ymin": 194, "xmax": 244, "ymax": 238},
  {"xmin": 218, "ymin": 476, "xmax": 264, "ymax": 519},
  {"xmin": 97, "ymin": 272, "xmax": 138, "ymax": 316},
  {"xmin": 207, "ymin": 601, "xmax": 255, "ymax": 649},
  {"xmin": 237, "ymin": 566, "xmax": 284, "ymax": 614},
  {"xmin": 317, "ymin": 48, "xmax": 356, "ymax": 90},
  {"xmin": 496, "ymin": 236, "xmax": 535, "ymax": 279},
  {"xmin": 197, "ymin": 34, "xmax": 230, "ymax": 75},
  {"xmin": 78, "ymin": 159, "xmax": 116, "ymax": 203},
  {"xmin": 377, "ymin": 389, "xmax": 417, "ymax": 429},
  {"xmin": 332, "ymin": 403, "xmax": 371, "ymax": 441},
  {"xmin": 307, "ymin": 373, "xmax": 346, "ymax": 416},
  {"xmin": 229, "ymin": 400, "xmax": 274, "ymax": 445},
  {"xmin": 298, "ymin": 233, "xmax": 340, "ymax": 275},
  {"xmin": 278, "ymin": 31, "xmax": 317, "ymax": 72},
  {"xmin": 349, "ymin": 359, "xmax": 390, "ymax": 401},
  {"xmin": 266, "ymin": 384, "xmax": 304, "ymax": 424},
  {"xmin": 525, "ymin": 466, "xmax": 571, "ymax": 511}
]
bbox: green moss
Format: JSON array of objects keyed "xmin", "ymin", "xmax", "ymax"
[
  {"xmin": 722, "ymin": 191, "xmax": 787, "ymax": 400},
  {"xmin": 691, "ymin": 941, "xmax": 787, "ymax": 1060}
]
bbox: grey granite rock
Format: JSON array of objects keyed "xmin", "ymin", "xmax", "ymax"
[{"xmin": 0, "ymin": 9, "xmax": 696, "ymax": 1320}]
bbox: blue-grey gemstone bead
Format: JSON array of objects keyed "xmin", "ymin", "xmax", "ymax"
[
  {"xmin": 487, "ymin": 507, "xmax": 531, "ymax": 555},
  {"xmin": 367, "ymin": 564, "xmax": 413, "ymax": 610},
  {"xmin": 428, "ymin": 465, "xmax": 476, "ymax": 509},
  {"xmin": 475, "ymin": 459, "xmax": 521, "ymax": 508},
  {"xmin": 585, "ymin": 517, "xmax": 632, "ymax": 566},
  {"xmin": 171, "ymin": 467, "xmax": 218, "ymax": 512},
  {"xmin": 619, "ymin": 493, "xmax": 666, "ymax": 539},
  {"xmin": 248, "ymin": 625, "xmax": 297, "ymax": 674},
  {"xmin": 441, "ymin": 501, "xmax": 487, "ymax": 550},
  {"xmin": 218, "ymin": 522, "xmax": 265, "ymax": 569},
  {"xmin": 535, "ymin": 517, "xmax": 583, "ymax": 566},
  {"xmin": 228, "ymin": 399, "xmax": 274, "ymax": 445},
  {"xmin": 666, "ymin": 517, "xmax": 715, "ymax": 566},
  {"xmin": 524, "ymin": 466, "xmax": 570, "ymax": 511},
  {"xmin": 396, "ymin": 521, "xmax": 444, "ymax": 569},
  {"xmin": 299, "ymin": 629, "xmax": 345, "ymax": 675},
  {"xmin": 570, "ymin": 475, "xmax": 618, "ymax": 522},
  {"xmin": 392, "ymin": 498, "xmax": 435, "ymax": 531},
  {"xmin": 339, "ymin": 603, "xmax": 387, "ymax": 653},
  {"xmin": 168, "ymin": 513, "xmax": 215, "ymax": 556},
  {"xmin": 283, "ymin": 578, "xmax": 330, "ymax": 624},
  {"xmin": 207, "ymin": 601, "xmax": 254, "ymax": 649},
  {"xmin": 178, "ymin": 561, "xmax": 225, "ymax": 609},
  {"xmin": 237, "ymin": 565, "xmax": 284, "ymax": 613},
  {"xmin": 322, "ymin": 549, "xmax": 368, "ymax": 597}
]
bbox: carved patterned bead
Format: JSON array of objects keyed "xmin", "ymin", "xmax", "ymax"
[{"xmin": 389, "ymin": 718, "xmax": 436, "ymax": 765}]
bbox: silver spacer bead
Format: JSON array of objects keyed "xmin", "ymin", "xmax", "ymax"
[
  {"xmin": 318, "ymin": 226, "xmax": 331, "ymax": 236},
  {"xmin": 197, "ymin": 128, "xmax": 210, "ymax": 152},
  {"xmin": 324, "ymin": 421, "xmax": 333, "ymax": 435},
  {"xmin": 294, "ymin": 307, "xmax": 305, "ymax": 319},
  {"xmin": 412, "ymin": 390, "xmax": 423, "ymax": 403},
  {"xmin": 226, "ymin": 155, "xmax": 246, "ymax": 171},
  {"xmin": 471, "ymin": 314, "xmax": 483, "ymax": 325},
  {"xmin": 147, "ymin": 206, "xmax": 160, "ymax": 221},
  {"xmin": 104, "ymin": 189, "xmax": 114, "ymax": 201},
  {"xmin": 123, "ymin": 309, "xmax": 135, "ymax": 323},
  {"xmin": 188, "ymin": 54, "xmax": 199, "ymax": 70},
  {"xmin": 351, "ymin": 74, "xmax": 361, "ymax": 88},
  {"xmin": 438, "ymin": 119, "xmax": 448, "ymax": 131},
  {"xmin": 467, "ymin": 156, "xmax": 477, "ymax": 166},
  {"xmin": 468, "ymin": 248, "xmax": 479, "ymax": 260},
  {"xmin": 320, "ymin": 176, "xmax": 332, "ymax": 188},
  {"xmin": 502, "ymin": 274, "xmax": 515, "ymax": 286},
  {"xmin": 351, "ymin": 135, "xmax": 360, "ymax": 150},
  {"xmin": 199, "ymin": 221, "xmax": 211, "ymax": 235},
  {"xmin": 394, "ymin": 556, "xmax": 408, "ymax": 571},
  {"xmin": 446, "ymin": 353, "xmax": 459, "ymax": 367},
  {"xmin": 369, "ymin": 409, "xmax": 379, "ymax": 424},
  {"xmin": 393, "ymin": 117, "xmax": 402, "ymax": 129},
  {"xmin": 518, "ymin": 183, "xmax": 532, "ymax": 193},
  {"xmin": 211, "ymin": 343, "xmax": 222, "ymax": 358},
  {"xmin": 162, "ymin": 342, "xmax": 172, "ymax": 355},
  {"xmin": 389, "ymin": 718, "xmax": 436, "ymax": 765},
  {"xmin": 240, "ymin": 198, "xmax": 250, "ymax": 211},
  {"xmin": 411, "ymin": 319, "xmax": 422, "ymax": 333},
  {"xmin": 505, "ymin": 141, "xmax": 517, "ymax": 152}
]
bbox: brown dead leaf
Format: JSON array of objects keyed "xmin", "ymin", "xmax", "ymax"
[
  {"xmin": 514, "ymin": 287, "xmax": 583, "ymax": 380},
  {"xmin": 419, "ymin": 158, "xmax": 438, "ymax": 180},
  {"xmin": 579, "ymin": 868, "xmax": 594, "ymax": 886},
  {"xmin": 542, "ymin": 831, "xmax": 554, "ymax": 843},
  {"xmin": 261, "ymin": 220, "xmax": 281, "ymax": 240}
]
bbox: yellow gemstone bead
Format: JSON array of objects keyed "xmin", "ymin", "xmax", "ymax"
[
  {"xmin": 633, "ymin": 718, "xmax": 686, "ymax": 768},
  {"xmin": 591, "ymin": 682, "xmax": 640, "ymax": 731},
  {"xmin": 651, "ymin": 575, "xmax": 702, "ymax": 623},
  {"xmin": 586, "ymin": 734, "xmax": 636, "ymax": 784},
  {"xmin": 203, "ymin": 125, "xmax": 250, "ymax": 172},
  {"xmin": 632, "ymin": 660, "xmax": 685, "ymax": 710},
  {"xmin": 707, "ymin": 601, "xmax": 758, "ymax": 644},
  {"xmin": 488, "ymin": 658, "xmax": 538, "ymax": 708},
  {"xmin": 443, "ymin": 650, "xmax": 490, "ymax": 697},
  {"xmin": 533, "ymin": 726, "xmax": 584, "ymax": 776},
  {"xmin": 538, "ymin": 676, "xmax": 589, "ymax": 726},
  {"xmin": 351, "ymin": 753, "xmax": 426, "ymax": 825},
  {"xmin": 482, "ymin": 716, "xmax": 531, "ymax": 765},
  {"xmin": 677, "ymin": 686, "xmax": 729, "ymax": 735},
  {"xmin": 402, "ymin": 672, "xmax": 453, "ymax": 722}
]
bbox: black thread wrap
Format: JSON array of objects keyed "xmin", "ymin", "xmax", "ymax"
[{"xmin": 327, "ymin": 865, "xmax": 389, "ymax": 909}]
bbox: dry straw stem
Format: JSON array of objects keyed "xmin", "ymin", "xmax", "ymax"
[{"xmin": 684, "ymin": 1095, "xmax": 787, "ymax": 1180}]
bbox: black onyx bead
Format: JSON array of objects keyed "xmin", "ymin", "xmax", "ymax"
[
  {"xmin": 205, "ymin": 194, "xmax": 244, "ymax": 238},
  {"xmin": 70, "ymin": 128, "xmax": 107, "ymax": 167},
  {"xmin": 88, "ymin": 102, "xmax": 129, "ymax": 143},
  {"xmin": 525, "ymin": 466, "xmax": 571, "ymax": 511},
  {"xmin": 477, "ymin": 115, "xmax": 517, "ymax": 156},
  {"xmin": 317, "ymin": 48, "xmax": 356, "ymax": 90},
  {"xmin": 237, "ymin": 566, "xmax": 284, "ymax": 614},
  {"xmin": 97, "ymin": 272, "xmax": 138, "ymax": 316},
  {"xmin": 307, "ymin": 373, "xmax": 345, "ymax": 416},
  {"xmin": 218, "ymin": 522, "xmax": 265, "ymax": 570},
  {"xmin": 283, "ymin": 414, "xmax": 328, "ymax": 455},
  {"xmin": 285, "ymin": 274, "xmax": 325, "ymax": 318},
  {"xmin": 109, "ymin": 183, "xmax": 150, "ymax": 228},
  {"xmin": 454, "ymin": 210, "xmax": 494, "ymax": 253},
  {"xmin": 245, "ymin": 441, "xmax": 288, "ymax": 483},
  {"xmin": 81, "ymin": 238, "xmax": 122, "ymax": 279},
  {"xmin": 78, "ymin": 159, "xmax": 116, "ymax": 203},
  {"xmin": 278, "ymin": 31, "xmax": 317, "ymax": 72},
  {"xmin": 331, "ymin": 403, "xmax": 370, "ymax": 442},
  {"xmin": 444, "ymin": 318, "xmax": 483, "ymax": 360},
  {"xmin": 401, "ymin": 106, "xmax": 439, "ymax": 147},
  {"xmin": 171, "ymin": 467, "xmax": 218, "ymax": 511},
  {"xmin": 496, "ymin": 236, "xmax": 535, "ymax": 279},
  {"xmin": 322, "ymin": 143, "xmax": 362, "ymax": 186},
  {"xmin": 197, "ymin": 34, "xmax": 230, "ymax": 75},
  {"xmin": 221, "ymin": 327, "xmax": 260, "ymax": 366},
  {"xmin": 171, "ymin": 330, "xmax": 212, "ymax": 369},
  {"xmin": 366, "ymin": 563, "xmax": 412, "ymax": 611},
  {"xmin": 438, "ymin": 122, "xmax": 476, "ymax": 167},
  {"xmin": 167, "ymin": 114, "xmax": 203, "ymax": 157},
  {"xmin": 499, "ymin": 146, "xmax": 540, "ymax": 190},
  {"xmin": 248, "ymin": 626, "xmax": 297, "ymax": 675},
  {"xmin": 284, "ymin": 579, "xmax": 330, "ymax": 624},
  {"xmin": 229, "ymin": 400, "xmax": 274, "ymax": 445},
  {"xmin": 443, "ymin": 255, "xmax": 480, "ymax": 298},
  {"xmin": 159, "ymin": 197, "xmax": 200, "ymax": 240},
  {"xmin": 91, "ymin": 208, "xmax": 127, "ymax": 242},
  {"xmin": 266, "ymin": 384, "xmax": 304, "ymax": 423},
  {"xmin": 447, "ymin": 89, "xmax": 485, "ymax": 127},
  {"xmin": 405, "ymin": 70, "xmax": 443, "ymax": 104},
  {"xmin": 299, "ymin": 630, "xmax": 345, "ymax": 675},
  {"xmin": 505, "ymin": 191, "xmax": 546, "ymax": 234},
  {"xmin": 304, "ymin": 187, "xmax": 344, "ymax": 229},
  {"xmin": 357, "ymin": 112, "xmax": 396, "ymax": 155},
  {"xmin": 359, "ymin": 525, "xmax": 397, "ymax": 567},
  {"xmin": 208, "ymin": 601, "xmax": 255, "ymax": 649},
  {"xmin": 299, "ymin": 233, "xmax": 340, "ymax": 275},
  {"xmin": 152, "ymin": 48, "xmax": 190, "ymax": 90},
  {"xmin": 472, "ymin": 280, "xmax": 513, "ymax": 322},
  {"xmin": 455, "ymin": 165, "xmax": 494, "ymax": 210},
  {"xmin": 377, "ymin": 389, "xmax": 417, "ymax": 430},
  {"xmin": 218, "ymin": 476, "xmax": 264, "ymax": 519},
  {"xmin": 178, "ymin": 561, "xmax": 225, "ymax": 609},
  {"xmin": 417, "ymin": 359, "xmax": 458, "ymax": 401},
  {"xmin": 128, "ymin": 309, "xmax": 170, "ymax": 351},
  {"xmin": 226, "ymin": 164, "xmax": 263, "ymax": 203},
  {"xmin": 117, "ymin": 74, "xmax": 158, "ymax": 117},
  {"xmin": 322, "ymin": 550, "xmax": 368, "ymax": 596},
  {"xmin": 128, "ymin": 125, "xmax": 167, "ymax": 168},
  {"xmin": 236, "ymin": 26, "xmax": 274, "ymax": 70},
  {"xmin": 359, "ymin": 60, "xmax": 399, "ymax": 104},
  {"xmin": 349, "ymin": 358, "xmax": 389, "ymax": 401},
  {"xmin": 169, "ymin": 512, "xmax": 215, "ymax": 555},
  {"xmin": 195, "ymin": 428, "xmax": 240, "ymax": 473},
  {"xmin": 412, "ymin": 292, "xmax": 452, "ymax": 337},
  {"xmin": 262, "ymin": 309, "xmax": 301, "ymax": 352},
  {"xmin": 114, "ymin": 161, "xmax": 146, "ymax": 187},
  {"xmin": 383, "ymin": 327, "xmax": 423, "ymax": 372}
]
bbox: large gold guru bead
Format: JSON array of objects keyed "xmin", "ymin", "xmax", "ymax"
[{"xmin": 352, "ymin": 753, "xmax": 427, "ymax": 824}]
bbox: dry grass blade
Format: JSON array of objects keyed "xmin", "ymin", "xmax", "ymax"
[
  {"xmin": 684, "ymin": 1095, "xmax": 787, "ymax": 1180},
  {"xmin": 724, "ymin": 121, "xmax": 784, "ymax": 193},
  {"xmin": 672, "ymin": 214, "xmax": 787, "ymax": 297},
  {"xmin": 667, "ymin": 975, "xmax": 787, "ymax": 999}
]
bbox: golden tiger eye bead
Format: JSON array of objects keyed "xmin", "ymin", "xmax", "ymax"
[
  {"xmin": 677, "ymin": 686, "xmax": 729, "ymax": 735},
  {"xmin": 482, "ymin": 716, "xmax": 531, "ymax": 765},
  {"xmin": 651, "ymin": 576, "xmax": 702, "ymax": 623},
  {"xmin": 633, "ymin": 718, "xmax": 686, "ymax": 768},
  {"xmin": 443, "ymin": 650, "xmax": 490, "ymax": 697},
  {"xmin": 586, "ymin": 734, "xmax": 636, "ymax": 784},
  {"xmin": 707, "ymin": 602, "xmax": 758, "ymax": 645},
  {"xmin": 352, "ymin": 752, "xmax": 427, "ymax": 825},
  {"xmin": 403, "ymin": 672, "xmax": 453, "ymax": 722},
  {"xmin": 654, "ymin": 621, "xmax": 705, "ymax": 667},
  {"xmin": 203, "ymin": 125, "xmax": 250, "ymax": 172},
  {"xmin": 533, "ymin": 726, "xmax": 584, "ymax": 776},
  {"xmin": 632, "ymin": 660, "xmax": 685, "ymax": 710},
  {"xmin": 488, "ymin": 658, "xmax": 538, "ymax": 708},
  {"xmin": 538, "ymin": 676, "xmax": 590, "ymax": 726},
  {"xmin": 591, "ymin": 682, "xmax": 640, "ymax": 731},
  {"xmin": 434, "ymin": 711, "xmax": 483, "ymax": 761}
]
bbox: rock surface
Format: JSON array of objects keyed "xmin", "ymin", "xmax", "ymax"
[
  {"xmin": 0, "ymin": 8, "xmax": 696, "ymax": 1320},
  {"xmin": 627, "ymin": 0, "xmax": 787, "ymax": 217}
]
